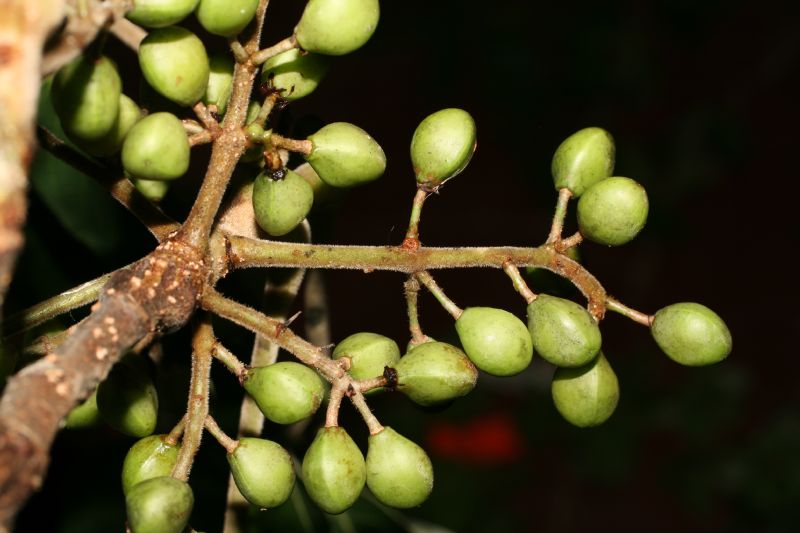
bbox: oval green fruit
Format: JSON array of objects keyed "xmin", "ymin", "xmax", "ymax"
[
  {"xmin": 551, "ymin": 127, "xmax": 615, "ymax": 197},
  {"xmin": 133, "ymin": 178, "xmax": 170, "ymax": 202},
  {"xmin": 122, "ymin": 435, "xmax": 181, "ymax": 494},
  {"xmin": 196, "ymin": 0, "xmax": 258, "ymax": 36},
  {"xmin": 332, "ymin": 332, "xmax": 400, "ymax": 386},
  {"xmin": 577, "ymin": 176, "xmax": 648, "ymax": 246},
  {"xmin": 295, "ymin": 0, "xmax": 379, "ymax": 56},
  {"xmin": 139, "ymin": 26, "xmax": 209, "ymax": 106},
  {"xmin": 52, "ymin": 55, "xmax": 121, "ymax": 142},
  {"xmin": 78, "ymin": 94, "xmax": 142, "ymax": 157},
  {"xmin": 261, "ymin": 48, "xmax": 329, "ymax": 100},
  {"xmin": 252, "ymin": 170, "xmax": 314, "ymax": 236},
  {"xmin": 122, "ymin": 112, "xmax": 190, "ymax": 181},
  {"xmin": 526, "ymin": 294, "xmax": 601, "ymax": 367},
  {"xmin": 126, "ymin": 476, "xmax": 193, "ymax": 533},
  {"xmin": 651, "ymin": 302, "xmax": 732, "ymax": 366},
  {"xmin": 551, "ymin": 352, "xmax": 619, "ymax": 427},
  {"xmin": 126, "ymin": 0, "xmax": 198, "ymax": 28},
  {"xmin": 64, "ymin": 390, "xmax": 100, "ymax": 429},
  {"xmin": 302, "ymin": 427, "xmax": 366, "ymax": 514},
  {"xmin": 96, "ymin": 355, "xmax": 158, "ymax": 437},
  {"xmin": 410, "ymin": 108, "xmax": 477, "ymax": 190},
  {"xmin": 455, "ymin": 307, "xmax": 533, "ymax": 376},
  {"xmin": 228, "ymin": 438, "xmax": 295, "ymax": 509},
  {"xmin": 203, "ymin": 53, "xmax": 234, "ymax": 114},
  {"xmin": 243, "ymin": 361, "xmax": 326, "ymax": 424},
  {"xmin": 366, "ymin": 427, "xmax": 433, "ymax": 509},
  {"xmin": 394, "ymin": 342, "xmax": 478, "ymax": 406},
  {"xmin": 305, "ymin": 122, "xmax": 386, "ymax": 187}
]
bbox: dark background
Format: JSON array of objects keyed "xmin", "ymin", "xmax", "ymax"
[{"xmin": 8, "ymin": 0, "xmax": 800, "ymax": 531}]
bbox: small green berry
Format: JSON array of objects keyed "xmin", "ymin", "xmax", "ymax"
[
  {"xmin": 651, "ymin": 303, "xmax": 732, "ymax": 366},
  {"xmin": 526, "ymin": 294, "xmax": 601, "ymax": 367},
  {"xmin": 122, "ymin": 435, "xmax": 181, "ymax": 494},
  {"xmin": 455, "ymin": 307, "xmax": 533, "ymax": 377},
  {"xmin": 64, "ymin": 390, "xmax": 100, "ymax": 429},
  {"xmin": 394, "ymin": 342, "xmax": 478, "ymax": 406},
  {"xmin": 52, "ymin": 55, "xmax": 121, "ymax": 142},
  {"xmin": 203, "ymin": 53, "xmax": 234, "ymax": 114},
  {"xmin": 243, "ymin": 362, "xmax": 326, "ymax": 424},
  {"xmin": 122, "ymin": 112, "xmax": 190, "ymax": 181},
  {"xmin": 227, "ymin": 438, "xmax": 295, "ymax": 509},
  {"xmin": 252, "ymin": 170, "xmax": 314, "ymax": 236},
  {"xmin": 78, "ymin": 94, "xmax": 142, "ymax": 157},
  {"xmin": 126, "ymin": 476, "xmax": 193, "ymax": 533},
  {"xmin": 132, "ymin": 178, "xmax": 170, "ymax": 203},
  {"xmin": 366, "ymin": 427, "xmax": 433, "ymax": 509},
  {"xmin": 332, "ymin": 332, "xmax": 400, "ymax": 386},
  {"xmin": 410, "ymin": 108, "xmax": 477, "ymax": 190},
  {"xmin": 261, "ymin": 48, "xmax": 329, "ymax": 101},
  {"xmin": 139, "ymin": 26, "xmax": 209, "ymax": 106},
  {"xmin": 196, "ymin": 0, "xmax": 259, "ymax": 36},
  {"xmin": 126, "ymin": 0, "xmax": 199, "ymax": 28},
  {"xmin": 295, "ymin": 0, "xmax": 380, "ymax": 56},
  {"xmin": 551, "ymin": 127, "xmax": 615, "ymax": 197},
  {"xmin": 577, "ymin": 177, "xmax": 648, "ymax": 246},
  {"xmin": 305, "ymin": 122, "xmax": 386, "ymax": 187},
  {"xmin": 551, "ymin": 352, "xmax": 619, "ymax": 427},
  {"xmin": 96, "ymin": 355, "xmax": 158, "ymax": 438},
  {"xmin": 302, "ymin": 427, "xmax": 366, "ymax": 514}
]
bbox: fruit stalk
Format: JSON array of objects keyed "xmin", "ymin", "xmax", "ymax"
[
  {"xmin": 503, "ymin": 262, "xmax": 536, "ymax": 304},
  {"xmin": 606, "ymin": 296, "xmax": 653, "ymax": 326},
  {"xmin": 546, "ymin": 188, "xmax": 573, "ymax": 243}
]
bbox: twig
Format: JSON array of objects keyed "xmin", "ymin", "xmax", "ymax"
[
  {"xmin": 606, "ymin": 296, "xmax": 653, "ymax": 326},
  {"xmin": 546, "ymin": 188, "xmax": 573, "ymax": 243},
  {"xmin": 205, "ymin": 416, "xmax": 237, "ymax": 454},
  {"xmin": 349, "ymin": 390, "xmax": 383, "ymax": 435},
  {"xmin": 404, "ymin": 276, "xmax": 427, "ymax": 345},
  {"xmin": 212, "ymin": 343, "xmax": 247, "ymax": 378},
  {"xmin": 403, "ymin": 188, "xmax": 428, "ymax": 247},
  {"xmin": 557, "ymin": 231, "xmax": 583, "ymax": 251},
  {"xmin": 415, "ymin": 271, "xmax": 463, "ymax": 320},
  {"xmin": 270, "ymin": 134, "xmax": 313, "ymax": 155},
  {"xmin": 325, "ymin": 383, "xmax": 347, "ymax": 428},
  {"xmin": 172, "ymin": 315, "xmax": 215, "ymax": 481},
  {"xmin": 503, "ymin": 262, "xmax": 536, "ymax": 304},
  {"xmin": 250, "ymin": 35, "xmax": 298, "ymax": 65},
  {"xmin": 109, "ymin": 17, "xmax": 146, "ymax": 51},
  {"xmin": 165, "ymin": 415, "xmax": 187, "ymax": 446}
]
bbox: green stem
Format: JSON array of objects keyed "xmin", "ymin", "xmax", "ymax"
[
  {"xmin": 606, "ymin": 296, "xmax": 653, "ymax": 326},
  {"xmin": 212, "ymin": 343, "xmax": 247, "ymax": 377},
  {"xmin": 404, "ymin": 188, "xmax": 428, "ymax": 244},
  {"xmin": 325, "ymin": 383, "xmax": 347, "ymax": 428},
  {"xmin": 205, "ymin": 416, "xmax": 238, "ymax": 453},
  {"xmin": 349, "ymin": 390, "xmax": 384, "ymax": 435},
  {"xmin": 270, "ymin": 134, "xmax": 312, "ymax": 155},
  {"xmin": 171, "ymin": 315, "xmax": 215, "ymax": 481},
  {"xmin": 404, "ymin": 276, "xmax": 426, "ymax": 345},
  {"xmin": 503, "ymin": 262, "xmax": 536, "ymax": 304},
  {"xmin": 165, "ymin": 415, "xmax": 187, "ymax": 446},
  {"xmin": 250, "ymin": 35, "xmax": 298, "ymax": 65},
  {"xmin": 415, "ymin": 271, "xmax": 463, "ymax": 319},
  {"xmin": 547, "ymin": 188, "xmax": 573, "ymax": 243}
]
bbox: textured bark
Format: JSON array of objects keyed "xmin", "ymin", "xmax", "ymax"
[
  {"xmin": 0, "ymin": 0, "xmax": 65, "ymax": 308},
  {"xmin": 0, "ymin": 239, "xmax": 205, "ymax": 530}
]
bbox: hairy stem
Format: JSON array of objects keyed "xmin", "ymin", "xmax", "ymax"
[
  {"xmin": 212, "ymin": 343, "xmax": 247, "ymax": 377},
  {"xmin": 547, "ymin": 188, "xmax": 573, "ymax": 243},
  {"xmin": 172, "ymin": 315, "xmax": 214, "ymax": 481},
  {"xmin": 165, "ymin": 415, "xmax": 187, "ymax": 446},
  {"xmin": 416, "ymin": 271, "xmax": 463, "ymax": 319},
  {"xmin": 503, "ymin": 262, "xmax": 536, "ymax": 304},
  {"xmin": 349, "ymin": 390, "xmax": 383, "ymax": 435},
  {"xmin": 205, "ymin": 416, "xmax": 237, "ymax": 454},
  {"xmin": 606, "ymin": 296, "xmax": 653, "ymax": 326},
  {"xmin": 250, "ymin": 35, "xmax": 298, "ymax": 65},
  {"xmin": 404, "ymin": 276, "xmax": 427, "ymax": 345}
]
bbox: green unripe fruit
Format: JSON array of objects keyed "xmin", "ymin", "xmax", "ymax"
[
  {"xmin": 79, "ymin": 94, "xmax": 142, "ymax": 157},
  {"xmin": 455, "ymin": 307, "xmax": 533, "ymax": 377},
  {"xmin": 394, "ymin": 342, "xmax": 478, "ymax": 406},
  {"xmin": 651, "ymin": 303, "xmax": 732, "ymax": 366},
  {"xmin": 243, "ymin": 362, "xmax": 326, "ymax": 424},
  {"xmin": 126, "ymin": 476, "xmax": 193, "ymax": 533},
  {"xmin": 203, "ymin": 54, "xmax": 234, "ymax": 114},
  {"xmin": 196, "ymin": 0, "xmax": 258, "ymax": 36},
  {"xmin": 366, "ymin": 427, "xmax": 433, "ymax": 509},
  {"xmin": 133, "ymin": 178, "xmax": 170, "ymax": 203},
  {"xmin": 252, "ymin": 170, "xmax": 314, "ymax": 236},
  {"xmin": 228, "ymin": 438, "xmax": 295, "ymax": 509},
  {"xmin": 52, "ymin": 55, "xmax": 121, "ymax": 142},
  {"xmin": 64, "ymin": 390, "xmax": 100, "ymax": 429},
  {"xmin": 577, "ymin": 177, "xmax": 648, "ymax": 246},
  {"xmin": 261, "ymin": 49, "xmax": 329, "ymax": 100},
  {"xmin": 551, "ymin": 127, "xmax": 615, "ymax": 197},
  {"xmin": 97, "ymin": 355, "xmax": 158, "ymax": 437},
  {"xmin": 126, "ymin": 0, "xmax": 198, "ymax": 28},
  {"xmin": 410, "ymin": 108, "xmax": 477, "ymax": 190},
  {"xmin": 333, "ymin": 332, "xmax": 400, "ymax": 385},
  {"xmin": 526, "ymin": 294, "xmax": 601, "ymax": 368},
  {"xmin": 305, "ymin": 122, "xmax": 386, "ymax": 187},
  {"xmin": 551, "ymin": 352, "xmax": 619, "ymax": 427},
  {"xmin": 122, "ymin": 435, "xmax": 181, "ymax": 494},
  {"xmin": 122, "ymin": 112, "xmax": 190, "ymax": 181},
  {"xmin": 139, "ymin": 26, "xmax": 209, "ymax": 106},
  {"xmin": 295, "ymin": 0, "xmax": 380, "ymax": 56},
  {"xmin": 302, "ymin": 427, "xmax": 366, "ymax": 514}
]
